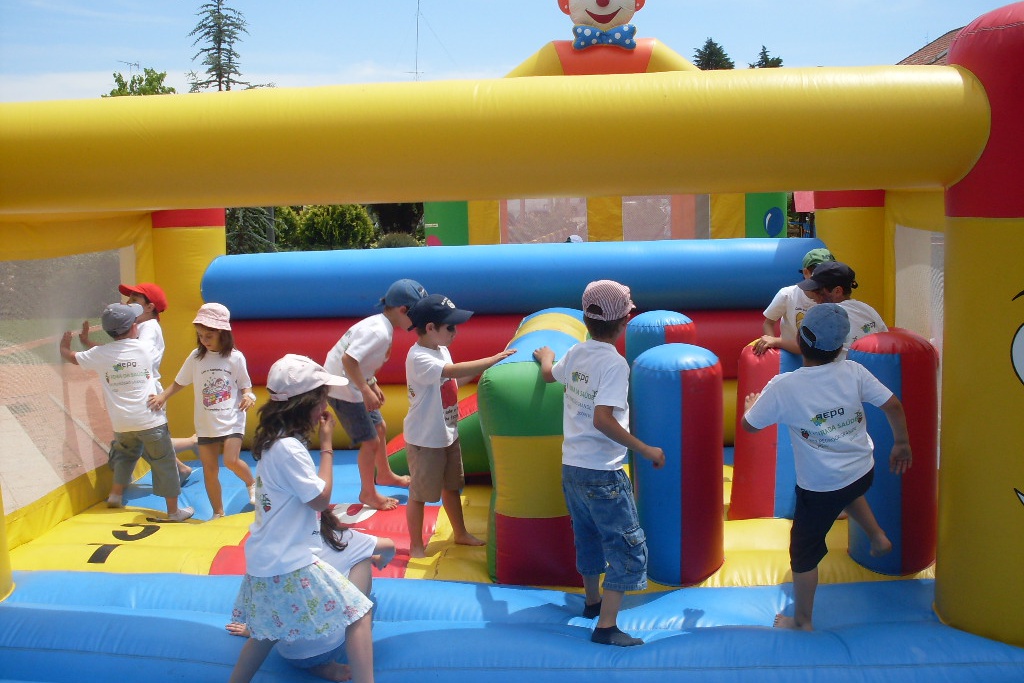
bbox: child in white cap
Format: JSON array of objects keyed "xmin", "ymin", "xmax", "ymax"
[
  {"xmin": 742, "ymin": 303, "xmax": 912, "ymax": 631},
  {"xmin": 533, "ymin": 280, "xmax": 666, "ymax": 647},
  {"xmin": 149, "ymin": 302, "xmax": 256, "ymax": 518},
  {"xmin": 228, "ymin": 354, "xmax": 375, "ymax": 683},
  {"xmin": 60, "ymin": 303, "xmax": 194, "ymax": 521}
]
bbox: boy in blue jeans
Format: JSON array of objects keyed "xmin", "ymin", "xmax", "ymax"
[
  {"xmin": 742, "ymin": 303, "xmax": 912, "ymax": 631},
  {"xmin": 60, "ymin": 303, "xmax": 193, "ymax": 521},
  {"xmin": 534, "ymin": 280, "xmax": 665, "ymax": 647}
]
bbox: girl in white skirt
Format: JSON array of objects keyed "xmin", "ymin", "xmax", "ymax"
[{"xmin": 228, "ymin": 354, "xmax": 375, "ymax": 683}]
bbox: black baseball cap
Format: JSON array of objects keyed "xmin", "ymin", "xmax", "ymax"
[{"xmin": 407, "ymin": 294, "xmax": 473, "ymax": 330}]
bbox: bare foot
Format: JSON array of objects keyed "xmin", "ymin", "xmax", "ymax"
[
  {"xmin": 358, "ymin": 492, "xmax": 399, "ymax": 511},
  {"xmin": 870, "ymin": 533, "xmax": 893, "ymax": 557},
  {"xmin": 409, "ymin": 545, "xmax": 426, "ymax": 559},
  {"xmin": 376, "ymin": 472, "xmax": 411, "ymax": 488},
  {"xmin": 309, "ymin": 661, "xmax": 352, "ymax": 682},
  {"xmin": 453, "ymin": 532, "xmax": 486, "ymax": 547},
  {"xmin": 773, "ymin": 614, "xmax": 813, "ymax": 631}
]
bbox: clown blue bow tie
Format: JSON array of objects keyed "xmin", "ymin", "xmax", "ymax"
[{"xmin": 572, "ymin": 23, "xmax": 637, "ymax": 50}]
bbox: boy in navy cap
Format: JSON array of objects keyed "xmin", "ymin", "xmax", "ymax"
[
  {"xmin": 60, "ymin": 303, "xmax": 194, "ymax": 521},
  {"xmin": 403, "ymin": 294, "xmax": 516, "ymax": 558},
  {"xmin": 742, "ymin": 303, "xmax": 911, "ymax": 631},
  {"xmin": 796, "ymin": 261, "xmax": 887, "ymax": 356}
]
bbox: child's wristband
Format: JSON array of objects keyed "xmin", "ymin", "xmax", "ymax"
[{"xmin": 243, "ymin": 392, "xmax": 257, "ymax": 401}]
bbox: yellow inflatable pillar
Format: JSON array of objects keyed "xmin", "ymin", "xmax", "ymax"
[
  {"xmin": 150, "ymin": 209, "xmax": 226, "ymax": 437},
  {"xmin": 935, "ymin": 5, "xmax": 1024, "ymax": 647},
  {"xmin": 813, "ymin": 190, "xmax": 889, "ymax": 321},
  {"xmin": 0, "ymin": 489, "xmax": 13, "ymax": 602}
]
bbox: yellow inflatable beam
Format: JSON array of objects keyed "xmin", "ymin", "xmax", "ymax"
[{"xmin": 0, "ymin": 67, "xmax": 988, "ymax": 215}]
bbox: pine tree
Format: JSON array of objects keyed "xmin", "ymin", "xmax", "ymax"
[
  {"xmin": 749, "ymin": 46, "xmax": 784, "ymax": 69},
  {"xmin": 693, "ymin": 38, "xmax": 735, "ymax": 70},
  {"xmin": 187, "ymin": 0, "xmax": 252, "ymax": 92}
]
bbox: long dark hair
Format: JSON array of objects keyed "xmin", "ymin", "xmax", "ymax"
[
  {"xmin": 320, "ymin": 507, "xmax": 350, "ymax": 552},
  {"xmin": 195, "ymin": 324, "xmax": 235, "ymax": 359},
  {"xmin": 251, "ymin": 385, "xmax": 328, "ymax": 460}
]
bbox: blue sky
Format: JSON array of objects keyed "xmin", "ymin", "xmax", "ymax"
[{"xmin": 0, "ymin": 0, "xmax": 1002, "ymax": 102}]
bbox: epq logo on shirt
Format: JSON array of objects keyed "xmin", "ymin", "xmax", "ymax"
[
  {"xmin": 810, "ymin": 407, "xmax": 844, "ymax": 426},
  {"xmin": 112, "ymin": 360, "xmax": 139, "ymax": 372}
]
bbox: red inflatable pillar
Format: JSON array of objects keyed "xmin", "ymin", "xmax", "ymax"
[{"xmin": 729, "ymin": 344, "xmax": 782, "ymax": 519}]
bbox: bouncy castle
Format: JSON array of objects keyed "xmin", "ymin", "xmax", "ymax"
[{"xmin": 1, "ymin": 2, "xmax": 1023, "ymax": 681}]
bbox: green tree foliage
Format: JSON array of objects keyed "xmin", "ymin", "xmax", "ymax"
[
  {"xmin": 277, "ymin": 205, "xmax": 378, "ymax": 251},
  {"xmin": 749, "ymin": 46, "xmax": 784, "ymax": 69},
  {"xmin": 377, "ymin": 232, "xmax": 421, "ymax": 249},
  {"xmin": 365, "ymin": 203, "xmax": 424, "ymax": 236},
  {"xmin": 693, "ymin": 38, "xmax": 735, "ymax": 70},
  {"xmin": 226, "ymin": 207, "xmax": 276, "ymax": 254},
  {"xmin": 103, "ymin": 68, "xmax": 176, "ymax": 97},
  {"xmin": 187, "ymin": 0, "xmax": 254, "ymax": 92}
]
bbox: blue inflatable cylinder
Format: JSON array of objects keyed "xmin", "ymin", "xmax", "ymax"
[
  {"xmin": 633, "ymin": 343, "xmax": 724, "ymax": 586},
  {"xmin": 625, "ymin": 310, "xmax": 696, "ymax": 366}
]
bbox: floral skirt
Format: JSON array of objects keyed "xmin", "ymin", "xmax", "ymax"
[{"xmin": 231, "ymin": 558, "xmax": 373, "ymax": 642}]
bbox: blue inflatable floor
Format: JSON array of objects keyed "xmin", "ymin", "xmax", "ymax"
[{"xmin": 2, "ymin": 571, "xmax": 1023, "ymax": 683}]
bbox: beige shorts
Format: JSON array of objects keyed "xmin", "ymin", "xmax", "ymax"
[{"xmin": 407, "ymin": 439, "xmax": 465, "ymax": 503}]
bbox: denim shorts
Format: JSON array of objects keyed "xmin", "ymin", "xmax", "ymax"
[
  {"xmin": 328, "ymin": 397, "xmax": 383, "ymax": 445},
  {"xmin": 561, "ymin": 464, "xmax": 648, "ymax": 592},
  {"xmin": 108, "ymin": 423, "xmax": 179, "ymax": 497}
]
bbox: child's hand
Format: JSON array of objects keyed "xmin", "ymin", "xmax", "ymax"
[
  {"xmin": 225, "ymin": 622, "xmax": 250, "ymax": 638},
  {"xmin": 361, "ymin": 383, "xmax": 382, "ymax": 411},
  {"xmin": 495, "ymin": 348, "xmax": 517, "ymax": 362},
  {"xmin": 60, "ymin": 330, "xmax": 73, "ymax": 350},
  {"xmin": 752, "ymin": 336, "xmax": 777, "ymax": 356},
  {"xmin": 533, "ymin": 346, "xmax": 554, "ymax": 364},
  {"xmin": 147, "ymin": 393, "xmax": 167, "ymax": 411},
  {"xmin": 79, "ymin": 320, "xmax": 92, "ymax": 346},
  {"xmin": 238, "ymin": 392, "xmax": 257, "ymax": 411},
  {"xmin": 743, "ymin": 392, "xmax": 761, "ymax": 414},
  {"xmin": 889, "ymin": 442, "xmax": 912, "ymax": 475},
  {"xmin": 318, "ymin": 409, "xmax": 335, "ymax": 444},
  {"xmin": 640, "ymin": 444, "xmax": 666, "ymax": 469}
]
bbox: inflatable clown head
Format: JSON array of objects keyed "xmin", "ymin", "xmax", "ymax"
[{"xmin": 559, "ymin": 0, "xmax": 645, "ymax": 29}]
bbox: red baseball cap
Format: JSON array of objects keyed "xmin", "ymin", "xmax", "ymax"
[{"xmin": 119, "ymin": 282, "xmax": 168, "ymax": 313}]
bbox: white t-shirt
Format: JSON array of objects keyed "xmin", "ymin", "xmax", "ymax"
[
  {"xmin": 136, "ymin": 319, "xmax": 166, "ymax": 385},
  {"xmin": 75, "ymin": 338, "xmax": 165, "ymax": 433},
  {"xmin": 173, "ymin": 348, "xmax": 251, "ymax": 438},
  {"xmin": 552, "ymin": 339, "xmax": 630, "ymax": 471},
  {"xmin": 763, "ymin": 284, "xmax": 816, "ymax": 342},
  {"xmin": 404, "ymin": 343, "xmax": 459, "ymax": 448},
  {"xmin": 744, "ymin": 360, "xmax": 893, "ymax": 492},
  {"xmin": 324, "ymin": 314, "xmax": 393, "ymax": 403},
  {"xmin": 245, "ymin": 436, "xmax": 326, "ymax": 577},
  {"xmin": 841, "ymin": 299, "xmax": 888, "ymax": 351}
]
